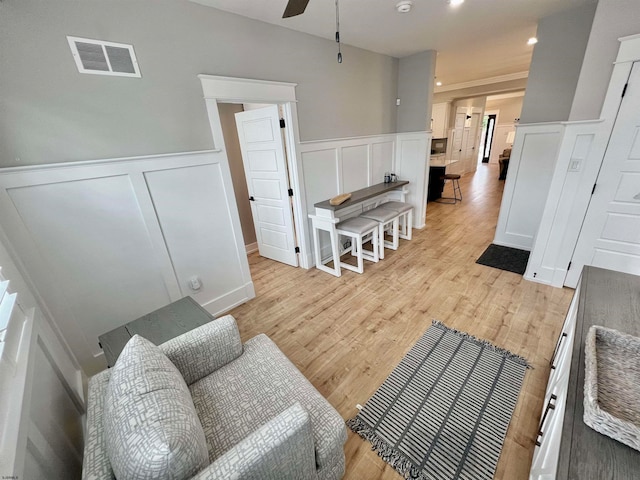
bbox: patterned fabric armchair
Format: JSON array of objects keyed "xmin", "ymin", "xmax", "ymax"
[{"xmin": 82, "ymin": 315, "xmax": 348, "ymax": 480}]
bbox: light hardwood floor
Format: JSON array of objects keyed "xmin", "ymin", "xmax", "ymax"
[{"xmin": 229, "ymin": 163, "xmax": 574, "ymax": 480}]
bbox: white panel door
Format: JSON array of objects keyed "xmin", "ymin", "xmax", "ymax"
[
  {"xmin": 235, "ymin": 105, "xmax": 298, "ymax": 267},
  {"xmin": 567, "ymin": 62, "xmax": 640, "ymax": 286}
]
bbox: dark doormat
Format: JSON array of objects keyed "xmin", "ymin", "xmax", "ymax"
[{"xmin": 476, "ymin": 244, "xmax": 530, "ymax": 275}]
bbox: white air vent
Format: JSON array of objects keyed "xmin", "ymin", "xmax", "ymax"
[{"xmin": 67, "ymin": 36, "xmax": 141, "ymax": 78}]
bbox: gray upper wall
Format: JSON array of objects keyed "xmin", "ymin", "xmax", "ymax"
[
  {"xmin": 0, "ymin": 0, "xmax": 398, "ymax": 167},
  {"xmin": 396, "ymin": 50, "xmax": 437, "ymax": 133},
  {"xmin": 519, "ymin": 3, "xmax": 597, "ymax": 124},
  {"xmin": 569, "ymin": 0, "xmax": 640, "ymax": 121}
]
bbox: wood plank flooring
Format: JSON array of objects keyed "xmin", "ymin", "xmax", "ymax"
[{"xmin": 228, "ymin": 163, "xmax": 574, "ymax": 480}]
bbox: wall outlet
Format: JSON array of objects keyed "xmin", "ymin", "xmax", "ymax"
[
  {"xmin": 343, "ymin": 240, "xmax": 352, "ymax": 249},
  {"xmin": 189, "ymin": 276, "xmax": 202, "ymax": 291}
]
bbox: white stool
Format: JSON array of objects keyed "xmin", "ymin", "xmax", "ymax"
[
  {"xmin": 380, "ymin": 201, "xmax": 413, "ymax": 240},
  {"xmin": 335, "ymin": 217, "xmax": 379, "ymax": 274},
  {"xmin": 360, "ymin": 206, "xmax": 400, "ymax": 259}
]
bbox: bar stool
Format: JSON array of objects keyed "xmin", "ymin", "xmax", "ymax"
[
  {"xmin": 438, "ymin": 173, "xmax": 462, "ymax": 204},
  {"xmin": 335, "ymin": 216, "xmax": 379, "ymax": 274},
  {"xmin": 360, "ymin": 206, "xmax": 400, "ymax": 259},
  {"xmin": 380, "ymin": 201, "xmax": 413, "ymax": 240}
]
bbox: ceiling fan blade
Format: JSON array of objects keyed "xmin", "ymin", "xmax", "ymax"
[{"xmin": 282, "ymin": 0, "xmax": 310, "ymax": 18}]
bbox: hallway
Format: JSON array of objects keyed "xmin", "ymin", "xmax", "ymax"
[{"xmin": 228, "ymin": 163, "xmax": 573, "ymax": 479}]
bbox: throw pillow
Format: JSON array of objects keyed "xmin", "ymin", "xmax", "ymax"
[{"xmin": 104, "ymin": 335, "xmax": 208, "ymax": 480}]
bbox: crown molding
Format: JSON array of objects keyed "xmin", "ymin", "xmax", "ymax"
[{"xmin": 435, "ymin": 71, "xmax": 529, "ymax": 93}]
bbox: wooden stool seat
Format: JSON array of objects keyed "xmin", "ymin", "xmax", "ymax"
[{"xmin": 335, "ymin": 217, "xmax": 379, "ymax": 274}]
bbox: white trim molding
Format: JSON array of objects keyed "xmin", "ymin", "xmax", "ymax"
[
  {"xmin": 435, "ymin": 71, "xmax": 529, "ymax": 93},
  {"xmin": 198, "ymin": 75, "xmax": 310, "ymax": 269}
]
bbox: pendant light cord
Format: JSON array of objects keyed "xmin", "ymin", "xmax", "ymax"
[{"xmin": 335, "ymin": 0, "xmax": 342, "ymax": 63}]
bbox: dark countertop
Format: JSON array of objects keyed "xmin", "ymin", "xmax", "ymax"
[
  {"xmin": 558, "ymin": 266, "xmax": 640, "ymax": 479},
  {"xmin": 313, "ymin": 180, "xmax": 409, "ymax": 211}
]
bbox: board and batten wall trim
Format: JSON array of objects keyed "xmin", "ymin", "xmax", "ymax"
[
  {"xmin": 524, "ymin": 120, "xmax": 609, "ymax": 287},
  {"xmin": 0, "ymin": 150, "xmax": 254, "ymax": 375},
  {"xmin": 299, "ymin": 131, "xmax": 430, "ymax": 266},
  {"xmin": 494, "ymin": 122, "xmax": 564, "ymax": 251}
]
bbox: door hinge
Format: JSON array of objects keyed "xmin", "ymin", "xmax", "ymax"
[
  {"xmin": 295, "ymin": 246, "xmax": 300, "ymax": 253},
  {"xmin": 567, "ymin": 261, "xmax": 572, "ymax": 271},
  {"xmin": 622, "ymin": 83, "xmax": 628, "ymax": 98},
  {"xmin": 288, "ymin": 188, "xmax": 294, "ymax": 197},
  {"xmin": 591, "ymin": 183, "xmax": 597, "ymax": 195},
  {"xmin": 280, "ymin": 118, "xmax": 286, "ymax": 128}
]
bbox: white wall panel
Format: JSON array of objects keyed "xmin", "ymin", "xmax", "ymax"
[
  {"xmin": 145, "ymin": 164, "xmax": 248, "ymax": 311},
  {"xmin": 301, "ymin": 149, "xmax": 340, "ymax": 213},
  {"xmin": 494, "ymin": 123, "xmax": 563, "ymax": 250},
  {"xmin": 0, "ymin": 151, "xmax": 253, "ymax": 375},
  {"xmin": 7, "ymin": 176, "xmax": 171, "ymax": 359},
  {"xmin": 371, "ymin": 142, "xmax": 394, "ymax": 185},
  {"xmin": 341, "ymin": 145, "xmax": 369, "ymax": 193}
]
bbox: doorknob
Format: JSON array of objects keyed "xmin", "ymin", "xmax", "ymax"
[{"xmin": 249, "ymin": 196, "xmax": 255, "ymax": 202}]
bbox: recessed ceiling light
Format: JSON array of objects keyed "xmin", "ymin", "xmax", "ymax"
[
  {"xmin": 396, "ymin": 1, "xmax": 413, "ymax": 13},
  {"xmin": 436, "ymin": 81, "xmax": 443, "ymax": 86},
  {"xmin": 527, "ymin": 37, "xmax": 538, "ymax": 45},
  {"xmin": 449, "ymin": 0, "xmax": 464, "ymax": 6}
]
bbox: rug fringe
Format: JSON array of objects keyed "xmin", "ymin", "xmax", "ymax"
[
  {"xmin": 431, "ymin": 320, "xmax": 532, "ymax": 368},
  {"xmin": 346, "ymin": 416, "xmax": 429, "ymax": 480}
]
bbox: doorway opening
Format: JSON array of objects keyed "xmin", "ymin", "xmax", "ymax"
[
  {"xmin": 480, "ymin": 114, "xmax": 497, "ymax": 163},
  {"xmin": 218, "ymin": 102, "xmax": 300, "ymax": 268}
]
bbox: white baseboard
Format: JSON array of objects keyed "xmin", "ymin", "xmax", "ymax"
[
  {"xmin": 245, "ymin": 242, "xmax": 258, "ymax": 254},
  {"xmin": 201, "ymin": 282, "xmax": 255, "ymax": 317}
]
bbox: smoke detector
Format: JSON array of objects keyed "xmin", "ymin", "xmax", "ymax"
[{"xmin": 396, "ymin": 1, "xmax": 413, "ymax": 13}]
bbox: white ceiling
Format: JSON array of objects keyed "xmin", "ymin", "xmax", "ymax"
[{"xmin": 191, "ymin": 0, "xmax": 596, "ymax": 88}]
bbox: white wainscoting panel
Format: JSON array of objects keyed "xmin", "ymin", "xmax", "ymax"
[
  {"xmin": 395, "ymin": 132, "xmax": 431, "ymax": 229},
  {"xmin": 299, "ymin": 134, "xmax": 397, "ymax": 265},
  {"xmin": 494, "ymin": 123, "xmax": 563, "ymax": 250},
  {"xmin": 524, "ymin": 121, "xmax": 608, "ymax": 286},
  {"xmin": 145, "ymin": 163, "xmax": 252, "ymax": 312},
  {"xmin": 0, "ymin": 151, "xmax": 254, "ymax": 375}
]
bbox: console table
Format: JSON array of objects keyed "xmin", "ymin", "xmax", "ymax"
[
  {"xmin": 530, "ymin": 266, "xmax": 640, "ymax": 479},
  {"xmin": 309, "ymin": 181, "xmax": 409, "ymax": 277},
  {"xmin": 98, "ymin": 296, "xmax": 216, "ymax": 367}
]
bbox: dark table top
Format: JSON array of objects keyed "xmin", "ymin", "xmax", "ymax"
[
  {"xmin": 98, "ymin": 296, "xmax": 215, "ymax": 367},
  {"xmin": 558, "ymin": 266, "xmax": 640, "ymax": 479},
  {"xmin": 313, "ymin": 180, "xmax": 409, "ymax": 212}
]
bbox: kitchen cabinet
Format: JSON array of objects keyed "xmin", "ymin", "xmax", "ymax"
[{"xmin": 431, "ymin": 102, "xmax": 449, "ymax": 139}]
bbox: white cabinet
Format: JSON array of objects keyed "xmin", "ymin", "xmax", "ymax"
[
  {"xmin": 530, "ymin": 282, "xmax": 580, "ymax": 480},
  {"xmin": 431, "ymin": 102, "xmax": 449, "ymax": 139}
]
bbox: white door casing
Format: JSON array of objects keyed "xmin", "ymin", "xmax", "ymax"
[
  {"xmin": 235, "ymin": 105, "xmax": 299, "ymax": 267},
  {"xmin": 567, "ymin": 61, "xmax": 640, "ymax": 285}
]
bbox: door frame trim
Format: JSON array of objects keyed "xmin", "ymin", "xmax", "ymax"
[{"xmin": 198, "ymin": 75, "xmax": 310, "ymax": 268}]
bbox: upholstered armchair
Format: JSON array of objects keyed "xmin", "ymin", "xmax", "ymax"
[{"xmin": 82, "ymin": 315, "xmax": 347, "ymax": 480}]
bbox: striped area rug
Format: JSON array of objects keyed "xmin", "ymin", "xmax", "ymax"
[{"xmin": 347, "ymin": 321, "xmax": 530, "ymax": 480}]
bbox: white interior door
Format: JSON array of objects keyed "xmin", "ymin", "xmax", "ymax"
[
  {"xmin": 567, "ymin": 62, "xmax": 640, "ymax": 286},
  {"xmin": 235, "ymin": 105, "xmax": 298, "ymax": 267}
]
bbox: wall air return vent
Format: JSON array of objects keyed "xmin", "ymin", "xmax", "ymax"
[{"xmin": 67, "ymin": 36, "xmax": 141, "ymax": 78}]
